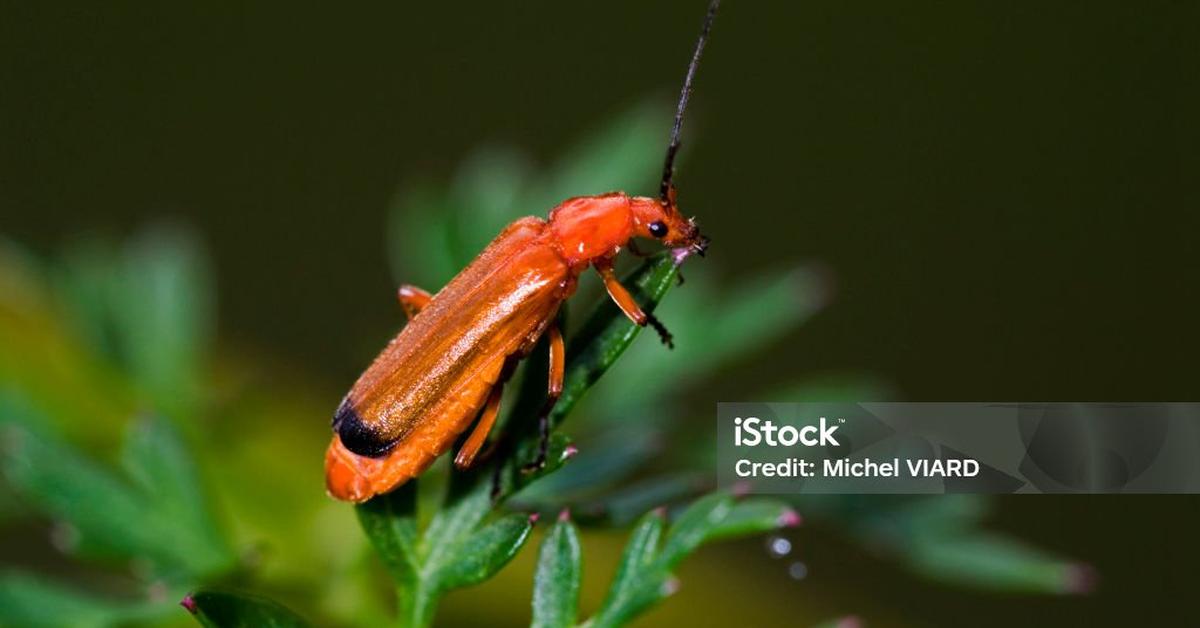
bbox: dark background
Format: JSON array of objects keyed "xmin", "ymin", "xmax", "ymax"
[{"xmin": 3, "ymin": 2, "xmax": 1197, "ymax": 625}]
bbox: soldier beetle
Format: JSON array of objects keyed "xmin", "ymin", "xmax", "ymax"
[{"xmin": 326, "ymin": 0, "xmax": 721, "ymax": 503}]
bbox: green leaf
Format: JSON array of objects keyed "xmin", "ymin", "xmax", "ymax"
[
  {"xmin": 419, "ymin": 478, "xmax": 493, "ymax": 570},
  {"xmin": 113, "ymin": 227, "xmax": 213, "ymax": 419},
  {"xmin": 703, "ymin": 498, "xmax": 800, "ymax": 543},
  {"xmin": 119, "ymin": 416, "xmax": 233, "ymax": 575},
  {"xmin": 1, "ymin": 420, "xmax": 162, "ymax": 562},
  {"xmin": 595, "ymin": 509, "xmax": 665, "ymax": 626},
  {"xmin": 434, "ymin": 512, "xmax": 535, "ymax": 590},
  {"xmin": 658, "ymin": 492, "xmax": 734, "ymax": 565},
  {"xmin": 0, "ymin": 399, "xmax": 231, "ymax": 578},
  {"xmin": 825, "ymin": 495, "xmax": 1088, "ymax": 594},
  {"xmin": 182, "ymin": 589, "xmax": 310, "ymax": 628},
  {"xmin": 0, "ymin": 572, "xmax": 166, "ymax": 628},
  {"xmin": 532, "ymin": 513, "xmax": 583, "ymax": 628},
  {"xmin": 907, "ymin": 533, "xmax": 1091, "ymax": 595},
  {"xmin": 358, "ymin": 479, "xmax": 536, "ymax": 627},
  {"xmin": 355, "ymin": 483, "xmax": 419, "ymax": 588},
  {"xmin": 590, "ymin": 493, "xmax": 796, "ymax": 627},
  {"xmin": 54, "ymin": 227, "xmax": 213, "ymax": 420}
]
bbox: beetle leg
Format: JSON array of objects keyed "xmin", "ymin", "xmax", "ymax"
[
  {"xmin": 397, "ymin": 284, "xmax": 433, "ymax": 320},
  {"xmin": 523, "ymin": 324, "xmax": 565, "ymax": 472},
  {"xmin": 454, "ymin": 383, "xmax": 503, "ymax": 470},
  {"xmin": 594, "ymin": 261, "xmax": 675, "ymax": 349}
]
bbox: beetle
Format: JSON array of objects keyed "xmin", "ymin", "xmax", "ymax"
[{"xmin": 326, "ymin": 0, "xmax": 721, "ymax": 503}]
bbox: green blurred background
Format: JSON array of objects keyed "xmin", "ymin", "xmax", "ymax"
[{"xmin": 2, "ymin": 1, "xmax": 1197, "ymax": 626}]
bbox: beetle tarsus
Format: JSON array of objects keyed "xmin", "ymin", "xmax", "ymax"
[
  {"xmin": 490, "ymin": 464, "xmax": 504, "ymax": 501},
  {"xmin": 521, "ymin": 395, "xmax": 558, "ymax": 473},
  {"xmin": 521, "ymin": 454, "xmax": 546, "ymax": 474},
  {"xmin": 523, "ymin": 325, "xmax": 564, "ymax": 474},
  {"xmin": 521, "ymin": 419, "xmax": 550, "ymax": 473},
  {"xmin": 646, "ymin": 313, "xmax": 675, "ymax": 349}
]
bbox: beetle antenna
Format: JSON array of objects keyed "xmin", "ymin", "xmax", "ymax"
[{"xmin": 660, "ymin": 0, "xmax": 721, "ymax": 204}]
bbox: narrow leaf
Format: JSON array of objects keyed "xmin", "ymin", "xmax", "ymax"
[
  {"xmin": 182, "ymin": 589, "xmax": 309, "ymax": 628},
  {"xmin": 907, "ymin": 533, "xmax": 1092, "ymax": 595},
  {"xmin": 119, "ymin": 416, "xmax": 233, "ymax": 575},
  {"xmin": 703, "ymin": 498, "xmax": 800, "ymax": 543},
  {"xmin": 0, "ymin": 572, "xmax": 165, "ymax": 628},
  {"xmin": 593, "ymin": 509, "xmax": 666, "ymax": 627},
  {"xmin": 355, "ymin": 483, "xmax": 420, "ymax": 587},
  {"xmin": 113, "ymin": 227, "xmax": 213, "ymax": 419},
  {"xmin": 532, "ymin": 513, "xmax": 583, "ymax": 628},
  {"xmin": 420, "ymin": 479, "xmax": 492, "ymax": 567},
  {"xmin": 434, "ymin": 513, "xmax": 535, "ymax": 590},
  {"xmin": 591, "ymin": 494, "xmax": 796, "ymax": 627},
  {"xmin": 1, "ymin": 421, "xmax": 167, "ymax": 565},
  {"xmin": 658, "ymin": 492, "xmax": 734, "ymax": 565}
]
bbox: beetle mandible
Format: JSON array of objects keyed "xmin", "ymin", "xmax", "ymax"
[{"xmin": 326, "ymin": 0, "xmax": 721, "ymax": 503}]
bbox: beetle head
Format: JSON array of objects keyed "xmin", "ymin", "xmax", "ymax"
[{"xmin": 630, "ymin": 193, "xmax": 709, "ymax": 262}]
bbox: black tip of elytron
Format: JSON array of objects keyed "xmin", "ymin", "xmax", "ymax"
[{"xmin": 333, "ymin": 400, "xmax": 397, "ymax": 458}]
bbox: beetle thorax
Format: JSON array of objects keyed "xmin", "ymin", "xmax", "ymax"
[{"xmin": 547, "ymin": 192, "xmax": 634, "ymax": 266}]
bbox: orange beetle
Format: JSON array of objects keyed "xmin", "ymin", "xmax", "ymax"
[{"xmin": 326, "ymin": 0, "xmax": 720, "ymax": 503}]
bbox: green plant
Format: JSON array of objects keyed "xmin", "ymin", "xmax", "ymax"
[
  {"xmin": 0, "ymin": 103, "xmax": 1089, "ymax": 628},
  {"xmin": 180, "ymin": 589, "xmax": 308, "ymax": 628},
  {"xmin": 532, "ymin": 494, "xmax": 798, "ymax": 628},
  {"xmin": 0, "ymin": 228, "xmax": 237, "ymax": 628},
  {"xmin": 344, "ymin": 248, "xmax": 806, "ymax": 628}
]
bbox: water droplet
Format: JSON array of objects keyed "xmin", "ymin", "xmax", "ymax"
[
  {"xmin": 765, "ymin": 535, "xmax": 792, "ymax": 558},
  {"xmin": 788, "ymin": 561, "xmax": 808, "ymax": 580}
]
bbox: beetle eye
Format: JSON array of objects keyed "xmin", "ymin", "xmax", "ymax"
[{"xmin": 648, "ymin": 221, "xmax": 668, "ymax": 238}]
